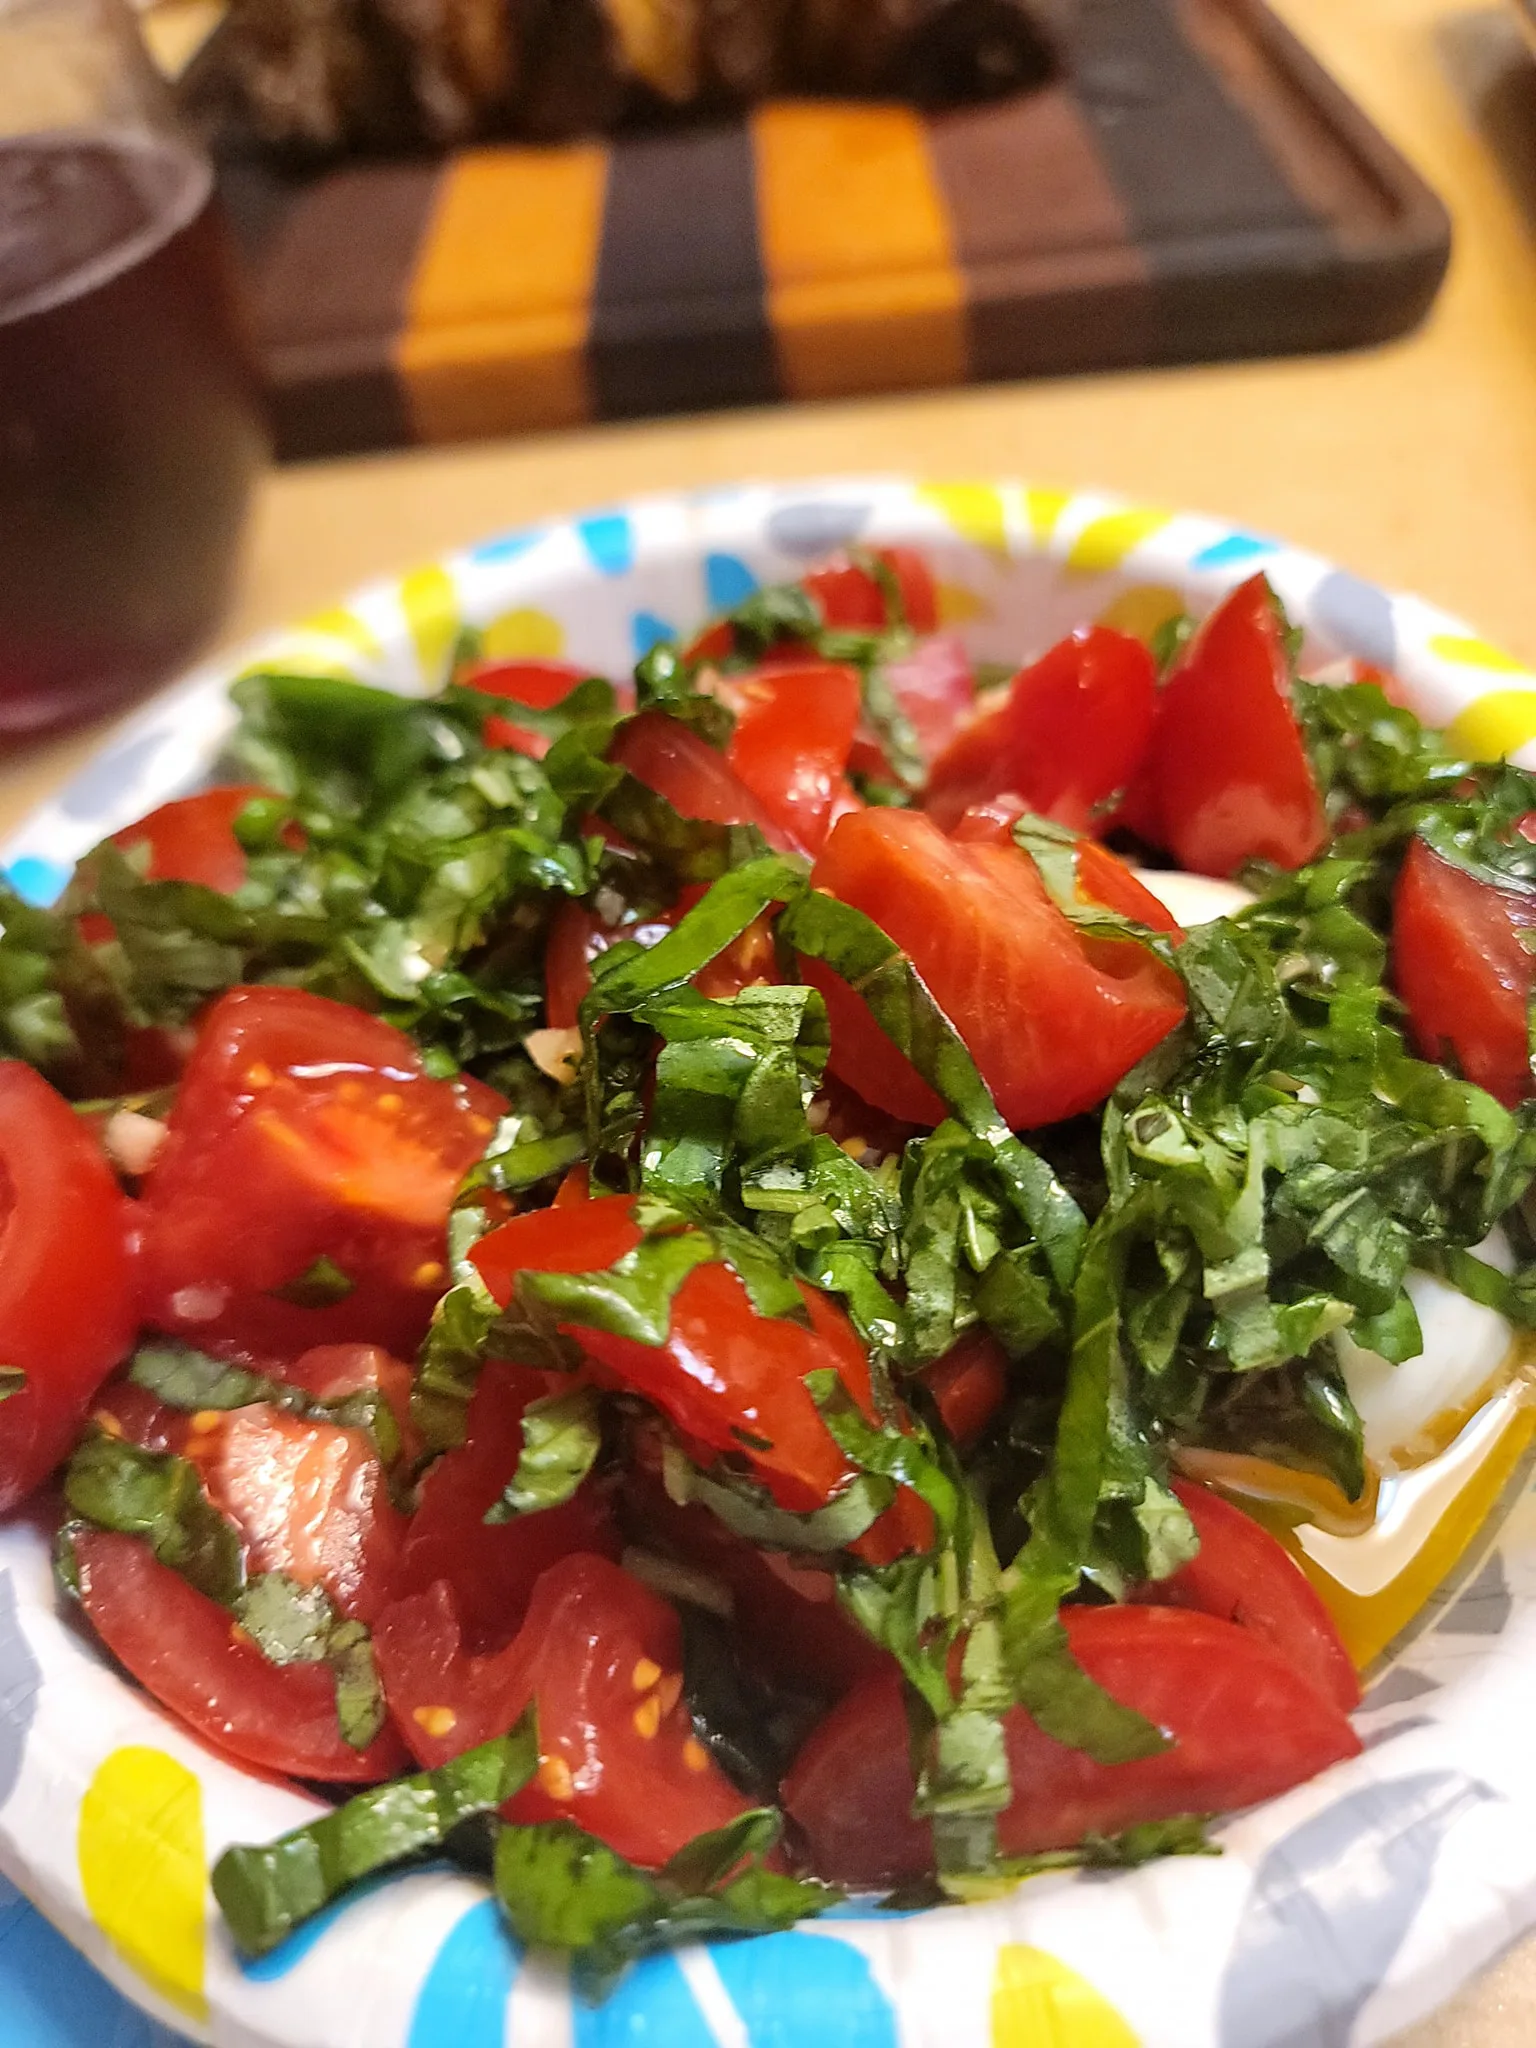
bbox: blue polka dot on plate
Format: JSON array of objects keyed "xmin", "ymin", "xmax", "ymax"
[
  {"xmin": 710, "ymin": 1932, "xmax": 898, "ymax": 2048},
  {"xmin": 1189, "ymin": 533, "xmax": 1276, "ymax": 572},
  {"xmin": 466, "ymin": 527, "xmax": 544, "ymax": 566},
  {"xmin": 632, "ymin": 612, "xmax": 677, "ymax": 659},
  {"xmin": 578, "ymin": 514, "xmax": 637, "ymax": 579},
  {"xmin": 705, "ymin": 553, "xmax": 759, "ymax": 612},
  {"xmin": 4, "ymin": 857, "xmax": 70, "ymax": 908},
  {"xmin": 766, "ymin": 502, "xmax": 873, "ymax": 560},
  {"xmin": 407, "ymin": 1901, "xmax": 519, "ymax": 2048},
  {"xmin": 574, "ymin": 1950, "xmax": 717, "ymax": 2048},
  {"xmin": 0, "ymin": 1876, "xmax": 188, "ymax": 2048}
]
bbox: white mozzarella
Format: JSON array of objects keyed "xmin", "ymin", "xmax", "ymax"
[
  {"xmin": 1129, "ymin": 869, "xmax": 1255, "ymax": 928},
  {"xmin": 1335, "ymin": 1230, "xmax": 1517, "ymax": 1467}
]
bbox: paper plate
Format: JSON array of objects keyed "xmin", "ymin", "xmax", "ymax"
[{"xmin": 5, "ymin": 477, "xmax": 1536, "ymax": 2048}]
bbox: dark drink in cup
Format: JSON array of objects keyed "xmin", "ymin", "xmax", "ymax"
[{"xmin": 0, "ymin": 130, "xmax": 266, "ymax": 734}]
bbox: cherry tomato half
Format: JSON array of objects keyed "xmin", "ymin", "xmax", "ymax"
[
  {"xmin": 377, "ymin": 1553, "xmax": 750, "ymax": 1867},
  {"xmin": 926, "ymin": 628, "xmax": 1157, "ymax": 835},
  {"xmin": 0, "ymin": 1063, "xmax": 136, "ymax": 1511},
  {"xmin": 73, "ymin": 1528, "xmax": 409, "ymax": 1783},
  {"xmin": 804, "ymin": 808, "xmax": 1186, "ymax": 1129},
  {"xmin": 137, "ymin": 987, "xmax": 503, "ymax": 1361},
  {"xmin": 1128, "ymin": 577, "xmax": 1327, "ymax": 877},
  {"xmin": 782, "ymin": 1604, "xmax": 1360, "ymax": 1886},
  {"xmin": 1393, "ymin": 836, "xmax": 1536, "ymax": 1106},
  {"xmin": 1136, "ymin": 1479, "xmax": 1359, "ymax": 1714},
  {"xmin": 920, "ymin": 1328, "xmax": 1009, "ymax": 1448}
]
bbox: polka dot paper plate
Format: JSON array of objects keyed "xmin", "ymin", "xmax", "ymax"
[{"xmin": 5, "ymin": 477, "xmax": 1536, "ymax": 2048}]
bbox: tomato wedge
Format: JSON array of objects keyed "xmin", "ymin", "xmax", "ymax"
[
  {"xmin": 73, "ymin": 1529, "xmax": 408, "ymax": 1782},
  {"xmin": 391, "ymin": 1360, "xmax": 620, "ymax": 1652},
  {"xmin": 1393, "ymin": 837, "xmax": 1536, "ymax": 1106},
  {"xmin": 610, "ymin": 711, "xmax": 793, "ymax": 851},
  {"xmin": 1129, "ymin": 576, "xmax": 1327, "ymax": 877},
  {"xmin": 951, "ymin": 797, "xmax": 1184, "ymax": 935},
  {"xmin": 783, "ymin": 1604, "xmax": 1361, "ymax": 1886},
  {"xmin": 463, "ymin": 658, "xmax": 592, "ymax": 757},
  {"xmin": 377, "ymin": 1553, "xmax": 750, "ymax": 1867},
  {"xmin": 920, "ymin": 1328, "xmax": 1009, "ymax": 1448},
  {"xmin": 0, "ymin": 1063, "xmax": 136, "ymax": 1512},
  {"xmin": 801, "ymin": 547, "xmax": 939, "ymax": 636},
  {"xmin": 138, "ymin": 987, "xmax": 503, "ymax": 1360},
  {"xmin": 190, "ymin": 1405, "xmax": 406, "ymax": 1626},
  {"xmin": 725, "ymin": 661, "xmax": 863, "ymax": 854},
  {"xmin": 108, "ymin": 783, "xmax": 268, "ymax": 895},
  {"xmin": 805, "ymin": 808, "xmax": 1186, "ymax": 1128},
  {"xmin": 1137, "ymin": 1480, "xmax": 1359, "ymax": 1713},
  {"xmin": 469, "ymin": 1195, "xmax": 930, "ymax": 1552},
  {"xmin": 926, "ymin": 628, "xmax": 1157, "ymax": 834}
]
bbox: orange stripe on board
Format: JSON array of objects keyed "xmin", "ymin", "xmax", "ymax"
[
  {"xmin": 399, "ymin": 146, "xmax": 608, "ymax": 442},
  {"xmin": 753, "ymin": 102, "xmax": 966, "ymax": 400}
]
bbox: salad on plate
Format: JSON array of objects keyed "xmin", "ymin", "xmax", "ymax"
[{"xmin": 3, "ymin": 545, "xmax": 1535, "ymax": 1996}]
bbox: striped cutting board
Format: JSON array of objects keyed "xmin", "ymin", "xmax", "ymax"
[{"xmin": 220, "ymin": 0, "xmax": 1451, "ymax": 458}]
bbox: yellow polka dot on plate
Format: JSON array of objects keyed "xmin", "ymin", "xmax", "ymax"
[
  {"xmin": 917, "ymin": 483, "xmax": 1010, "ymax": 555},
  {"xmin": 1428, "ymin": 632, "xmax": 1531, "ymax": 675},
  {"xmin": 992, "ymin": 1944, "xmax": 1139, "ymax": 2048},
  {"xmin": 297, "ymin": 606, "xmax": 382, "ymax": 660},
  {"xmin": 480, "ymin": 607, "xmax": 567, "ymax": 661},
  {"xmin": 1444, "ymin": 689, "xmax": 1536, "ymax": 761},
  {"xmin": 401, "ymin": 563, "xmax": 462, "ymax": 686},
  {"xmin": 937, "ymin": 581, "xmax": 991, "ymax": 627},
  {"xmin": 1097, "ymin": 584, "xmax": 1187, "ymax": 644},
  {"xmin": 1025, "ymin": 486, "xmax": 1071, "ymax": 545},
  {"xmin": 79, "ymin": 1746, "xmax": 207, "ymax": 2021},
  {"xmin": 1067, "ymin": 508, "xmax": 1171, "ymax": 576}
]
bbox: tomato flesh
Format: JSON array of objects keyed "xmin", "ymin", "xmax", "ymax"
[
  {"xmin": 112, "ymin": 784, "xmax": 267, "ymax": 895},
  {"xmin": 1393, "ymin": 837, "xmax": 1536, "ymax": 1106},
  {"xmin": 73, "ymin": 1529, "xmax": 408, "ymax": 1783},
  {"xmin": 391, "ymin": 1360, "xmax": 620, "ymax": 1652},
  {"xmin": 378, "ymin": 1554, "xmax": 750, "ymax": 1867},
  {"xmin": 1131, "ymin": 576, "xmax": 1326, "ymax": 876},
  {"xmin": 920, "ymin": 1328, "xmax": 1009, "ymax": 1448},
  {"xmin": 0, "ymin": 1063, "xmax": 137, "ymax": 1511},
  {"xmin": 464, "ymin": 658, "xmax": 593, "ymax": 757},
  {"xmin": 951, "ymin": 796, "xmax": 1184, "ymax": 935},
  {"xmin": 611, "ymin": 711, "xmax": 793, "ymax": 851},
  {"xmin": 801, "ymin": 548, "xmax": 939, "ymax": 637},
  {"xmin": 783, "ymin": 1604, "xmax": 1361, "ymax": 1885},
  {"xmin": 805, "ymin": 808, "xmax": 1186, "ymax": 1128},
  {"xmin": 138, "ymin": 987, "xmax": 502, "ymax": 1360},
  {"xmin": 926, "ymin": 629, "xmax": 1157, "ymax": 834},
  {"xmin": 1138, "ymin": 1480, "xmax": 1359, "ymax": 1712},
  {"xmin": 725, "ymin": 661, "xmax": 863, "ymax": 854}
]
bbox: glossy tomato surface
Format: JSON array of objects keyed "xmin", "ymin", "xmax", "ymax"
[
  {"xmin": 926, "ymin": 628, "xmax": 1157, "ymax": 834},
  {"xmin": 109, "ymin": 783, "xmax": 267, "ymax": 895},
  {"xmin": 137, "ymin": 987, "xmax": 502, "ymax": 1360},
  {"xmin": 73, "ymin": 1529, "xmax": 408, "ymax": 1782},
  {"xmin": 0, "ymin": 1063, "xmax": 136, "ymax": 1511},
  {"xmin": 783, "ymin": 1603, "xmax": 1360, "ymax": 1885},
  {"xmin": 1394, "ymin": 837, "xmax": 1536, "ymax": 1106},
  {"xmin": 725, "ymin": 661, "xmax": 862, "ymax": 854},
  {"xmin": 951, "ymin": 797, "xmax": 1184, "ymax": 935},
  {"xmin": 1131, "ymin": 576, "xmax": 1327, "ymax": 877},
  {"xmin": 465, "ymin": 658, "xmax": 592, "ymax": 756},
  {"xmin": 801, "ymin": 547, "xmax": 939, "ymax": 636},
  {"xmin": 805, "ymin": 808, "xmax": 1186, "ymax": 1128},
  {"xmin": 610, "ymin": 711, "xmax": 792, "ymax": 851},
  {"xmin": 1139, "ymin": 1480, "xmax": 1360, "ymax": 1713},
  {"xmin": 378, "ymin": 1554, "xmax": 750, "ymax": 1867}
]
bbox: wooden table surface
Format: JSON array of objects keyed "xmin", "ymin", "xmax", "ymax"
[{"xmin": 12, "ymin": 0, "xmax": 1536, "ymax": 2038}]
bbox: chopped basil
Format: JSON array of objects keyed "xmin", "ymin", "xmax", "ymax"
[
  {"xmin": 488, "ymin": 1386, "xmax": 604, "ymax": 1520},
  {"xmin": 63, "ymin": 1434, "xmax": 244, "ymax": 1605}
]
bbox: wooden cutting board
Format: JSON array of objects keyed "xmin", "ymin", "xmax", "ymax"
[{"xmin": 211, "ymin": 0, "xmax": 1452, "ymax": 459}]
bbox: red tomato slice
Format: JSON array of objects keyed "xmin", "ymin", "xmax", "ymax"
[
  {"xmin": 392, "ymin": 1360, "xmax": 620, "ymax": 1653},
  {"xmin": 804, "ymin": 809, "xmax": 1186, "ymax": 1129},
  {"xmin": 138, "ymin": 987, "xmax": 503, "ymax": 1360},
  {"xmin": 611, "ymin": 712, "xmax": 794, "ymax": 852},
  {"xmin": 378, "ymin": 1553, "xmax": 750, "ymax": 1867},
  {"xmin": 279, "ymin": 1342, "xmax": 421, "ymax": 1467},
  {"xmin": 926, "ymin": 629, "xmax": 1157, "ymax": 834},
  {"xmin": 0, "ymin": 1064, "xmax": 136, "ymax": 1511},
  {"xmin": 73, "ymin": 1528, "xmax": 409, "ymax": 1783},
  {"xmin": 544, "ymin": 888, "xmax": 778, "ymax": 1033},
  {"xmin": 1137, "ymin": 1480, "xmax": 1360, "ymax": 1714},
  {"xmin": 189, "ymin": 1405, "xmax": 405, "ymax": 1625},
  {"xmin": 111, "ymin": 784, "xmax": 268, "ymax": 895},
  {"xmin": 802, "ymin": 548, "xmax": 940, "ymax": 636},
  {"xmin": 951, "ymin": 797, "xmax": 1184, "ymax": 936},
  {"xmin": 920, "ymin": 1328, "xmax": 1009, "ymax": 1448},
  {"xmin": 783, "ymin": 1604, "xmax": 1360, "ymax": 1885},
  {"xmin": 464, "ymin": 659, "xmax": 592, "ymax": 757},
  {"xmin": 469, "ymin": 1197, "xmax": 929, "ymax": 1542},
  {"xmin": 1393, "ymin": 837, "xmax": 1536, "ymax": 1106},
  {"xmin": 725, "ymin": 661, "xmax": 863, "ymax": 854},
  {"xmin": 1131, "ymin": 577, "xmax": 1327, "ymax": 877}
]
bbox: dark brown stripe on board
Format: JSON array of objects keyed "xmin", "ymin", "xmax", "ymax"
[
  {"xmin": 927, "ymin": 89, "xmax": 1156, "ymax": 380},
  {"xmin": 589, "ymin": 125, "xmax": 776, "ymax": 420},
  {"xmin": 250, "ymin": 161, "xmax": 442, "ymax": 458}
]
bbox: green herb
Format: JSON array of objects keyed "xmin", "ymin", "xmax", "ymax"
[
  {"xmin": 0, "ymin": 1366, "xmax": 26, "ymax": 1404},
  {"xmin": 266, "ymin": 1255, "xmax": 355, "ymax": 1309},
  {"xmin": 233, "ymin": 1574, "xmax": 387, "ymax": 1750},
  {"xmin": 63, "ymin": 1434, "xmax": 244, "ymax": 1605},
  {"xmin": 488, "ymin": 1386, "xmax": 604, "ymax": 1520},
  {"xmin": 214, "ymin": 1718, "xmax": 540, "ymax": 1956}
]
